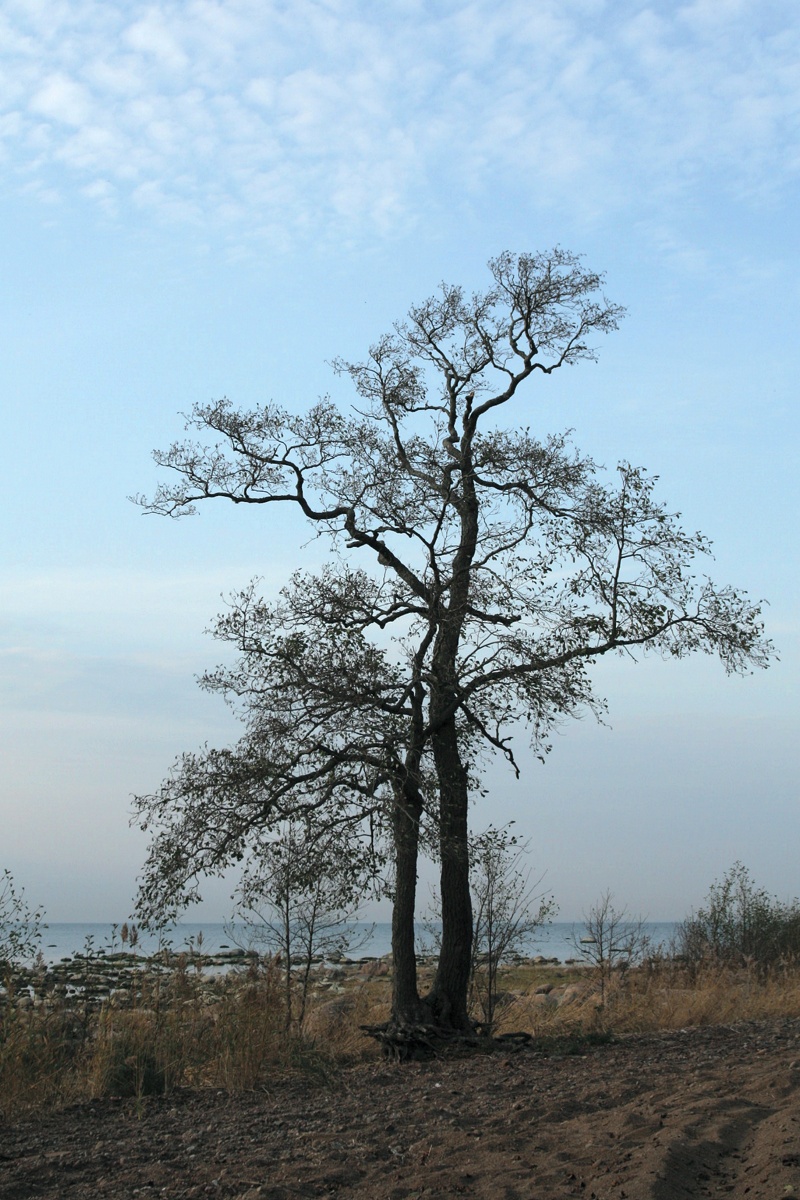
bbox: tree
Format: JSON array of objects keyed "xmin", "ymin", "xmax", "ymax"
[
  {"xmin": 426, "ymin": 827, "xmax": 557, "ymax": 1030},
  {"xmin": 571, "ymin": 891, "xmax": 649, "ymax": 1006},
  {"xmin": 468, "ymin": 828, "xmax": 556, "ymax": 1030},
  {"xmin": 229, "ymin": 821, "xmax": 374, "ymax": 1028},
  {"xmin": 134, "ymin": 249, "xmax": 772, "ymax": 1037}
]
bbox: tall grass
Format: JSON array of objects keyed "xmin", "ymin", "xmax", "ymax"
[
  {"xmin": 0, "ymin": 957, "xmax": 388, "ymax": 1119},
  {"xmin": 3, "ymin": 951, "xmax": 800, "ymax": 1119}
]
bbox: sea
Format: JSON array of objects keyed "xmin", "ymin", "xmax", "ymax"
[{"xmin": 30, "ymin": 921, "xmax": 681, "ymax": 967}]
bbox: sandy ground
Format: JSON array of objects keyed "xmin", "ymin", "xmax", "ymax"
[{"xmin": 2, "ymin": 1017, "xmax": 799, "ymax": 1199}]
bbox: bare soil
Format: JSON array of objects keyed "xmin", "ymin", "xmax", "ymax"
[{"xmin": 2, "ymin": 1018, "xmax": 800, "ymax": 1199}]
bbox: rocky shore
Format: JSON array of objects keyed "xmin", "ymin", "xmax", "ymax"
[{"xmin": 1, "ymin": 946, "xmax": 572, "ymax": 1015}]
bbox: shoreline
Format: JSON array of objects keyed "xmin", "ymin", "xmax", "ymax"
[
  {"xmin": 27, "ymin": 919, "xmax": 681, "ymax": 968},
  {"xmin": 2, "ymin": 944, "xmax": 591, "ymax": 1011}
]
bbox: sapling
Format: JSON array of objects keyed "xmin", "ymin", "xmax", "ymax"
[{"xmin": 572, "ymin": 892, "xmax": 649, "ymax": 1006}]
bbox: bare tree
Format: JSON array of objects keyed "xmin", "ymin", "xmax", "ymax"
[
  {"xmin": 423, "ymin": 826, "xmax": 556, "ymax": 1031},
  {"xmin": 134, "ymin": 249, "xmax": 772, "ymax": 1038},
  {"xmin": 229, "ymin": 822, "xmax": 373, "ymax": 1028},
  {"xmin": 571, "ymin": 892, "xmax": 649, "ymax": 1006},
  {"xmin": 468, "ymin": 828, "xmax": 557, "ymax": 1031}
]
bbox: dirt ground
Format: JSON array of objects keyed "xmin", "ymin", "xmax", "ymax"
[{"xmin": 2, "ymin": 1017, "xmax": 799, "ymax": 1200}]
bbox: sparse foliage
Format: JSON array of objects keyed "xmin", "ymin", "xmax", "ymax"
[
  {"xmin": 135, "ymin": 250, "xmax": 773, "ymax": 1035},
  {"xmin": 677, "ymin": 862, "xmax": 800, "ymax": 975},
  {"xmin": 424, "ymin": 826, "xmax": 556, "ymax": 1030},
  {"xmin": 229, "ymin": 822, "xmax": 374, "ymax": 1027},
  {"xmin": 468, "ymin": 827, "xmax": 557, "ymax": 1030},
  {"xmin": 571, "ymin": 892, "xmax": 649, "ymax": 1005},
  {"xmin": 0, "ymin": 869, "xmax": 45, "ymax": 973}
]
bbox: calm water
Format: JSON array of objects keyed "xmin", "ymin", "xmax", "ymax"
[{"xmin": 31, "ymin": 921, "xmax": 680, "ymax": 966}]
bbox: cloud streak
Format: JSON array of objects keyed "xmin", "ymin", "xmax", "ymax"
[{"xmin": 1, "ymin": 1, "xmax": 798, "ymax": 246}]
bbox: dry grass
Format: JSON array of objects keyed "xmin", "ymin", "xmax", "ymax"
[
  {"xmin": 493, "ymin": 959, "xmax": 800, "ymax": 1041},
  {"xmin": 0, "ymin": 958, "xmax": 389, "ymax": 1119},
  {"xmin": 3, "ymin": 956, "xmax": 800, "ymax": 1118}
]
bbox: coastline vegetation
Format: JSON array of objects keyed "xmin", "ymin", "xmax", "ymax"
[{"xmin": 2, "ymin": 864, "xmax": 800, "ymax": 1119}]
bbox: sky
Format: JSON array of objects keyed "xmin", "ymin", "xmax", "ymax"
[{"xmin": 1, "ymin": 0, "xmax": 798, "ymax": 924}]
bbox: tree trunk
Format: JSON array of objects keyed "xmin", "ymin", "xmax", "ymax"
[
  {"xmin": 390, "ymin": 785, "xmax": 428, "ymax": 1025},
  {"xmin": 425, "ymin": 713, "xmax": 473, "ymax": 1030},
  {"xmin": 421, "ymin": 444, "xmax": 479, "ymax": 1032}
]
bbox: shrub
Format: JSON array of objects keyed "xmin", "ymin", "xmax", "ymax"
[
  {"xmin": 677, "ymin": 862, "xmax": 800, "ymax": 974},
  {"xmin": 468, "ymin": 828, "xmax": 556, "ymax": 1030},
  {"xmin": 425, "ymin": 826, "xmax": 556, "ymax": 1031},
  {"xmin": 0, "ymin": 870, "xmax": 45, "ymax": 973}
]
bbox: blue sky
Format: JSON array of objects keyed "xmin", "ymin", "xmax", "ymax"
[{"xmin": 1, "ymin": 0, "xmax": 798, "ymax": 922}]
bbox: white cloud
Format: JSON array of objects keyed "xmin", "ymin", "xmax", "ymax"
[
  {"xmin": 246, "ymin": 77, "xmax": 276, "ymax": 108},
  {"xmin": 30, "ymin": 72, "xmax": 92, "ymax": 126},
  {"xmin": 0, "ymin": 0, "xmax": 797, "ymax": 249},
  {"xmin": 86, "ymin": 57, "xmax": 148, "ymax": 97},
  {"xmin": 80, "ymin": 177, "xmax": 116, "ymax": 210},
  {"xmin": 124, "ymin": 9, "xmax": 190, "ymax": 73},
  {"xmin": 58, "ymin": 124, "xmax": 120, "ymax": 170}
]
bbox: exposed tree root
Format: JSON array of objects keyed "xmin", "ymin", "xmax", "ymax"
[{"xmin": 360, "ymin": 1021, "xmax": 533, "ymax": 1060}]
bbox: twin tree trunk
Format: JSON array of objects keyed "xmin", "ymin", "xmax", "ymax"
[
  {"xmin": 134, "ymin": 254, "xmax": 771, "ymax": 1046},
  {"xmin": 389, "ymin": 723, "xmax": 473, "ymax": 1032},
  {"xmin": 389, "ymin": 465, "xmax": 478, "ymax": 1033}
]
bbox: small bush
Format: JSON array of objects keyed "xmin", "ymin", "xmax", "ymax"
[
  {"xmin": 0, "ymin": 870, "xmax": 45, "ymax": 973},
  {"xmin": 677, "ymin": 862, "xmax": 800, "ymax": 974}
]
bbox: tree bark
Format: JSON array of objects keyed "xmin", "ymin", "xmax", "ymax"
[
  {"xmin": 390, "ymin": 784, "xmax": 428, "ymax": 1025},
  {"xmin": 424, "ymin": 711, "xmax": 473, "ymax": 1030},
  {"xmin": 417, "ymin": 424, "xmax": 480, "ymax": 1031},
  {"xmin": 411, "ymin": 425, "xmax": 480, "ymax": 1031}
]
